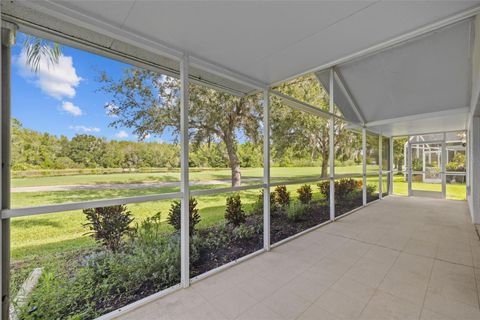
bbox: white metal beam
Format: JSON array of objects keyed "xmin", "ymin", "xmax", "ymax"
[
  {"xmin": 389, "ymin": 137, "xmax": 394, "ymax": 195},
  {"xmin": 270, "ymin": 90, "xmax": 333, "ymax": 120},
  {"xmin": 329, "ymin": 69, "xmax": 335, "ymax": 221},
  {"xmin": 12, "ymin": 0, "xmax": 267, "ymax": 91},
  {"xmin": 378, "ymin": 134, "xmax": 382, "ymax": 199},
  {"xmin": 270, "ymin": 5, "xmax": 480, "ymax": 87},
  {"xmin": 333, "ymin": 69, "xmax": 365, "ymax": 124},
  {"xmin": 365, "ymin": 107, "xmax": 470, "ymax": 128},
  {"xmin": 263, "ymin": 89, "xmax": 271, "ymax": 251},
  {"xmin": 362, "ymin": 128, "xmax": 367, "ymax": 205},
  {"xmin": 180, "ymin": 55, "xmax": 190, "ymax": 288}
]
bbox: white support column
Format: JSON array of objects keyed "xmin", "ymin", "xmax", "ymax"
[
  {"xmin": 263, "ymin": 89, "xmax": 271, "ymax": 251},
  {"xmin": 468, "ymin": 117, "xmax": 480, "ymax": 223},
  {"xmin": 389, "ymin": 137, "xmax": 394, "ymax": 195},
  {"xmin": 329, "ymin": 69, "xmax": 335, "ymax": 221},
  {"xmin": 407, "ymin": 140, "xmax": 413, "ymax": 196},
  {"xmin": 379, "ymin": 135, "xmax": 383, "ymax": 199},
  {"xmin": 362, "ymin": 128, "xmax": 367, "ymax": 205},
  {"xmin": 180, "ymin": 55, "xmax": 190, "ymax": 288},
  {"xmin": 1, "ymin": 23, "xmax": 15, "ymax": 320},
  {"xmin": 441, "ymin": 133, "xmax": 447, "ymax": 199}
]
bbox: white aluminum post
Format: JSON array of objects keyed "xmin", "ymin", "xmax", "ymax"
[
  {"xmin": 379, "ymin": 135, "xmax": 382, "ymax": 199},
  {"xmin": 180, "ymin": 55, "xmax": 190, "ymax": 288},
  {"xmin": 441, "ymin": 133, "xmax": 447, "ymax": 199},
  {"xmin": 263, "ymin": 89, "xmax": 270, "ymax": 251},
  {"xmin": 469, "ymin": 117, "xmax": 480, "ymax": 223},
  {"xmin": 407, "ymin": 140, "xmax": 413, "ymax": 196},
  {"xmin": 1, "ymin": 22, "xmax": 15, "ymax": 320},
  {"xmin": 362, "ymin": 128, "xmax": 367, "ymax": 205},
  {"xmin": 389, "ymin": 137, "xmax": 394, "ymax": 195},
  {"xmin": 329, "ymin": 69, "xmax": 335, "ymax": 221}
]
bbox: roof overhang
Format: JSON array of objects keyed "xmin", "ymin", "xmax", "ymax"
[{"xmin": 1, "ymin": 0, "xmax": 479, "ymax": 136}]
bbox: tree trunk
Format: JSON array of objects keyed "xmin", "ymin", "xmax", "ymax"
[
  {"xmin": 321, "ymin": 155, "xmax": 328, "ymax": 178},
  {"xmin": 224, "ymin": 135, "xmax": 241, "ymax": 187},
  {"xmin": 397, "ymin": 159, "xmax": 403, "ymax": 172}
]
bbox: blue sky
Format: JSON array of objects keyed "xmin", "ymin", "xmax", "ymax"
[{"xmin": 12, "ymin": 32, "xmax": 175, "ymax": 143}]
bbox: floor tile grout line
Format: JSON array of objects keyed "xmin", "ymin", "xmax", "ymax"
[
  {"xmin": 469, "ymin": 244, "xmax": 480, "ymax": 310},
  {"xmin": 355, "ymin": 247, "xmax": 403, "ymax": 320},
  {"xmin": 293, "ymin": 240, "xmax": 390, "ymax": 320},
  {"xmin": 418, "ymin": 252, "xmax": 436, "ymax": 320}
]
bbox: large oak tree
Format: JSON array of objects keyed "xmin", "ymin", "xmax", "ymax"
[{"xmin": 99, "ymin": 68, "xmax": 262, "ymax": 187}]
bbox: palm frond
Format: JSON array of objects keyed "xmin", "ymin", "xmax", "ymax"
[{"xmin": 23, "ymin": 36, "xmax": 62, "ymax": 72}]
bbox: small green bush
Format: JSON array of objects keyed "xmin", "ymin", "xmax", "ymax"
[
  {"xmin": 83, "ymin": 205, "xmax": 134, "ymax": 252},
  {"xmin": 319, "ymin": 179, "xmax": 362, "ymax": 203},
  {"xmin": 344, "ymin": 189, "xmax": 362, "ymax": 202},
  {"xmin": 225, "ymin": 194, "xmax": 246, "ymax": 226},
  {"xmin": 297, "ymin": 184, "xmax": 313, "ymax": 204},
  {"xmin": 317, "ymin": 180, "xmax": 330, "ymax": 199},
  {"xmin": 366, "ymin": 184, "xmax": 376, "ymax": 197},
  {"xmin": 274, "ymin": 185, "xmax": 290, "ymax": 206},
  {"xmin": 255, "ymin": 190, "xmax": 276, "ymax": 210},
  {"xmin": 167, "ymin": 198, "xmax": 201, "ymax": 235},
  {"xmin": 21, "ymin": 224, "xmax": 181, "ymax": 320},
  {"xmin": 232, "ymin": 224, "xmax": 256, "ymax": 240},
  {"xmin": 287, "ymin": 202, "xmax": 308, "ymax": 222}
]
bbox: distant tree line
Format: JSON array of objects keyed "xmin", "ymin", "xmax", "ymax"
[{"xmin": 12, "ymin": 118, "xmax": 326, "ymax": 171}]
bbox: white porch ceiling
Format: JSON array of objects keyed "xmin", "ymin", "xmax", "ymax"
[
  {"xmin": 14, "ymin": 0, "xmax": 480, "ymax": 85},
  {"xmin": 336, "ymin": 19, "xmax": 473, "ymax": 136},
  {"xmin": 2, "ymin": 0, "xmax": 479, "ymax": 136}
]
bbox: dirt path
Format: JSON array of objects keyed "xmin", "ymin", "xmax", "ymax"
[{"xmin": 11, "ymin": 178, "xmax": 262, "ymax": 193}]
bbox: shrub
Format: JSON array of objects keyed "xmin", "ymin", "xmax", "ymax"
[
  {"xmin": 22, "ymin": 223, "xmax": 181, "ymax": 319},
  {"xmin": 287, "ymin": 202, "xmax": 308, "ymax": 222},
  {"xmin": 232, "ymin": 224, "xmax": 256, "ymax": 240},
  {"xmin": 253, "ymin": 190, "xmax": 276, "ymax": 214},
  {"xmin": 344, "ymin": 189, "xmax": 362, "ymax": 203},
  {"xmin": 366, "ymin": 184, "xmax": 376, "ymax": 197},
  {"xmin": 225, "ymin": 194, "xmax": 246, "ymax": 226},
  {"xmin": 83, "ymin": 205, "xmax": 134, "ymax": 252},
  {"xmin": 318, "ymin": 180, "xmax": 330, "ymax": 199},
  {"xmin": 274, "ymin": 185, "xmax": 290, "ymax": 206},
  {"xmin": 318, "ymin": 178, "xmax": 362, "ymax": 203},
  {"xmin": 167, "ymin": 198, "xmax": 201, "ymax": 235},
  {"xmin": 336, "ymin": 179, "xmax": 362, "ymax": 201},
  {"xmin": 297, "ymin": 184, "xmax": 313, "ymax": 204},
  {"xmin": 133, "ymin": 212, "xmax": 162, "ymax": 245}
]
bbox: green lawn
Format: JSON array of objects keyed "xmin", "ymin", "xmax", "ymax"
[
  {"xmin": 10, "ymin": 167, "xmax": 466, "ymax": 264},
  {"xmin": 392, "ymin": 175, "xmax": 466, "ymax": 200}
]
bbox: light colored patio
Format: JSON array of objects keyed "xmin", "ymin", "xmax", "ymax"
[{"xmin": 117, "ymin": 196, "xmax": 480, "ymax": 320}]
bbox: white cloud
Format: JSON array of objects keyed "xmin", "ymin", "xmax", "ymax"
[
  {"xmin": 69, "ymin": 125, "xmax": 100, "ymax": 133},
  {"xmin": 16, "ymin": 49, "xmax": 81, "ymax": 100},
  {"xmin": 61, "ymin": 101, "xmax": 83, "ymax": 116},
  {"xmin": 144, "ymin": 133, "xmax": 151, "ymax": 139},
  {"xmin": 105, "ymin": 103, "xmax": 119, "ymax": 117},
  {"xmin": 115, "ymin": 130, "xmax": 128, "ymax": 138}
]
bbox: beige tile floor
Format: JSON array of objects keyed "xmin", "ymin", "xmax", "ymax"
[{"xmin": 118, "ymin": 196, "xmax": 480, "ymax": 320}]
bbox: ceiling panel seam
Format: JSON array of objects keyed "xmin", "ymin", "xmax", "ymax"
[{"xmin": 251, "ymin": 1, "xmax": 379, "ymax": 66}]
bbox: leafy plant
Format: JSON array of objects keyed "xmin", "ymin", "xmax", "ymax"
[
  {"xmin": 225, "ymin": 194, "xmax": 246, "ymax": 226},
  {"xmin": 274, "ymin": 185, "xmax": 290, "ymax": 206},
  {"xmin": 232, "ymin": 224, "xmax": 256, "ymax": 240},
  {"xmin": 133, "ymin": 212, "xmax": 163, "ymax": 246},
  {"xmin": 287, "ymin": 202, "xmax": 308, "ymax": 222},
  {"xmin": 366, "ymin": 184, "xmax": 376, "ymax": 197},
  {"xmin": 253, "ymin": 190, "xmax": 276, "ymax": 214},
  {"xmin": 297, "ymin": 184, "xmax": 313, "ymax": 204},
  {"xmin": 167, "ymin": 198, "xmax": 201, "ymax": 235},
  {"xmin": 318, "ymin": 180, "xmax": 330, "ymax": 199},
  {"xmin": 318, "ymin": 178, "xmax": 362, "ymax": 202},
  {"xmin": 83, "ymin": 205, "xmax": 134, "ymax": 252},
  {"xmin": 20, "ymin": 232, "xmax": 181, "ymax": 320}
]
